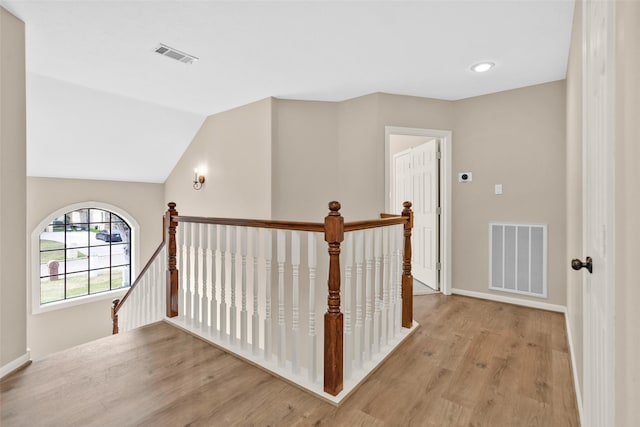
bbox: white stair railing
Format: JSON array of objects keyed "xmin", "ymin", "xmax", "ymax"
[
  {"xmin": 111, "ymin": 243, "xmax": 166, "ymax": 333},
  {"xmin": 341, "ymin": 224, "xmax": 404, "ymax": 380},
  {"xmin": 171, "ymin": 222, "xmax": 327, "ymax": 385},
  {"xmin": 114, "ymin": 201, "xmax": 416, "ymax": 404}
]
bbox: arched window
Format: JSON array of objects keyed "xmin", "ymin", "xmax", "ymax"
[{"xmin": 35, "ymin": 206, "xmax": 134, "ymax": 309}]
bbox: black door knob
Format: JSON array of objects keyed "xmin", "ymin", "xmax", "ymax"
[{"xmin": 571, "ymin": 257, "xmax": 593, "ymax": 274}]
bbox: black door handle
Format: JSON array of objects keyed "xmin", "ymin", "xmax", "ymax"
[{"xmin": 571, "ymin": 257, "xmax": 593, "ymax": 274}]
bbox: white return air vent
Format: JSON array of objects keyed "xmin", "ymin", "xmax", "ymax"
[
  {"xmin": 489, "ymin": 222, "xmax": 547, "ymax": 298},
  {"xmin": 154, "ymin": 44, "xmax": 198, "ymax": 64}
]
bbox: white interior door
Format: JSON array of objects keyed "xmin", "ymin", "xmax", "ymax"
[
  {"xmin": 393, "ymin": 150, "xmax": 411, "ymax": 215},
  {"xmin": 581, "ymin": 1, "xmax": 615, "ymax": 425},
  {"xmin": 393, "ymin": 141, "xmax": 438, "ymax": 290}
]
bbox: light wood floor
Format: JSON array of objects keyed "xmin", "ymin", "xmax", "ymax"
[{"xmin": 1, "ymin": 295, "xmax": 579, "ymax": 426}]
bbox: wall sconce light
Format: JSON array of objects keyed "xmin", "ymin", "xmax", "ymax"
[{"xmin": 193, "ymin": 168, "xmax": 205, "ymax": 190}]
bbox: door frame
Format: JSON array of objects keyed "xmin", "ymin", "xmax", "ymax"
[{"xmin": 384, "ymin": 126, "xmax": 452, "ymax": 296}]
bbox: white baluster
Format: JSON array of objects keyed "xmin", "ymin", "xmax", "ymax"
[
  {"xmin": 144, "ymin": 277, "xmax": 149, "ymax": 324},
  {"xmin": 276, "ymin": 230, "xmax": 286, "ymax": 368},
  {"xmin": 354, "ymin": 231, "xmax": 364, "ymax": 370},
  {"xmin": 201, "ymin": 224, "xmax": 209, "ymax": 328},
  {"xmin": 307, "ymin": 232, "xmax": 318, "ymax": 383},
  {"xmin": 157, "ymin": 250, "xmax": 163, "ymax": 320},
  {"xmin": 150, "ymin": 258, "xmax": 157, "ymax": 321},
  {"xmin": 364, "ymin": 229, "xmax": 373, "ymax": 361},
  {"xmin": 389, "ymin": 225, "xmax": 397, "ymax": 339},
  {"xmin": 176, "ymin": 223, "xmax": 188, "ymax": 320},
  {"xmin": 193, "ymin": 222, "xmax": 201, "ymax": 325},
  {"xmin": 209, "ymin": 225, "xmax": 218, "ymax": 334},
  {"xmin": 161, "ymin": 248, "xmax": 167, "ymax": 318},
  {"xmin": 229, "ymin": 226, "xmax": 237, "ymax": 344},
  {"xmin": 381, "ymin": 227, "xmax": 390, "ymax": 347},
  {"xmin": 132, "ymin": 290, "xmax": 138, "ymax": 330},
  {"xmin": 133, "ymin": 279, "xmax": 138, "ymax": 329},
  {"xmin": 373, "ymin": 227, "xmax": 382, "ymax": 354},
  {"xmin": 343, "ymin": 232, "xmax": 354, "ymax": 380},
  {"xmin": 394, "ymin": 226, "xmax": 403, "ymax": 336},
  {"xmin": 252, "ymin": 228, "xmax": 260, "ymax": 356},
  {"xmin": 219, "ymin": 225, "xmax": 227, "ymax": 339},
  {"xmin": 291, "ymin": 231, "xmax": 300, "ymax": 374},
  {"xmin": 240, "ymin": 227, "xmax": 248, "ymax": 349},
  {"xmin": 263, "ymin": 228, "xmax": 272, "ymax": 361},
  {"xmin": 185, "ymin": 222, "xmax": 193, "ymax": 323}
]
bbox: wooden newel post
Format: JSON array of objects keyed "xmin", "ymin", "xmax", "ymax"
[
  {"xmin": 111, "ymin": 299, "xmax": 120, "ymax": 334},
  {"xmin": 166, "ymin": 202, "xmax": 179, "ymax": 318},
  {"xmin": 401, "ymin": 201, "xmax": 414, "ymax": 328},
  {"xmin": 324, "ymin": 201, "xmax": 344, "ymax": 396}
]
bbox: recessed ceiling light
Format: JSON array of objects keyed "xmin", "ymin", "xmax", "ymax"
[{"xmin": 470, "ymin": 62, "xmax": 495, "ymax": 73}]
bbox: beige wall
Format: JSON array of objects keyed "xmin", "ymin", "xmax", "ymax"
[
  {"xmin": 336, "ymin": 93, "xmax": 455, "ymax": 220},
  {"xmin": 282, "ymin": 87, "xmax": 566, "ymax": 305},
  {"xmin": 615, "ymin": 1, "xmax": 640, "ymax": 424},
  {"xmin": 0, "ymin": 8, "xmax": 27, "ymax": 369},
  {"xmin": 453, "ymin": 81, "xmax": 567, "ymax": 305},
  {"xmin": 172, "ymin": 85, "xmax": 567, "ymax": 307},
  {"xmin": 565, "ymin": 0, "xmax": 583, "ymax": 399},
  {"xmin": 272, "ymin": 99, "xmax": 339, "ymax": 221},
  {"xmin": 164, "ymin": 98, "xmax": 272, "ymax": 219},
  {"xmin": 336, "ymin": 93, "xmax": 381, "ymax": 220},
  {"xmin": 27, "ymin": 177, "xmax": 164, "ymax": 359}
]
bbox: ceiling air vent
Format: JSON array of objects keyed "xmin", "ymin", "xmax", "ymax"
[{"xmin": 154, "ymin": 44, "xmax": 198, "ymax": 65}]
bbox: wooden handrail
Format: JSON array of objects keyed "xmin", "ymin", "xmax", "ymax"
[
  {"xmin": 344, "ymin": 216, "xmax": 406, "ymax": 232},
  {"xmin": 175, "ymin": 215, "xmax": 324, "ymax": 232},
  {"xmin": 176, "ymin": 214, "xmax": 407, "ymax": 233},
  {"xmin": 111, "ymin": 240, "xmax": 166, "ymax": 333}
]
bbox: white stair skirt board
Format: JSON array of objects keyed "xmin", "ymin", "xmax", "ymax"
[
  {"xmin": 413, "ymin": 278, "xmax": 437, "ymax": 295},
  {"xmin": 164, "ymin": 316, "xmax": 419, "ymax": 405}
]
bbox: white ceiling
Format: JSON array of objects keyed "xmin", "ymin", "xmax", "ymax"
[{"xmin": 2, "ymin": 0, "xmax": 575, "ymax": 183}]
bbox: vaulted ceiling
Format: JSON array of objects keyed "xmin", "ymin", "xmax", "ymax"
[{"xmin": 1, "ymin": 0, "xmax": 574, "ymax": 183}]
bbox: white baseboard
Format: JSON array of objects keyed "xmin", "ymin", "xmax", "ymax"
[
  {"xmin": 0, "ymin": 350, "xmax": 31, "ymax": 379},
  {"xmin": 564, "ymin": 310, "xmax": 584, "ymax": 426},
  {"xmin": 450, "ymin": 288, "xmax": 565, "ymax": 312}
]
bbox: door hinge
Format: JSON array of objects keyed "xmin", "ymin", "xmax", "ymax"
[
  {"xmin": 436, "ymin": 151, "xmax": 442, "ymax": 160},
  {"xmin": 436, "ymin": 262, "xmax": 442, "ymax": 271},
  {"xmin": 436, "ymin": 206, "xmax": 442, "ymax": 215}
]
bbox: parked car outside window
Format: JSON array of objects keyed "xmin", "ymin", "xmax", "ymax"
[{"xmin": 96, "ymin": 229, "xmax": 122, "ymax": 242}]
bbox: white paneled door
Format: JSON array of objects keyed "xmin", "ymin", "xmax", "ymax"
[
  {"xmin": 393, "ymin": 141, "xmax": 439, "ymax": 290},
  {"xmin": 580, "ymin": 1, "xmax": 615, "ymax": 425}
]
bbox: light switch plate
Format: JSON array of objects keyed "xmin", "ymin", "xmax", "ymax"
[{"xmin": 495, "ymin": 184, "xmax": 503, "ymax": 194}]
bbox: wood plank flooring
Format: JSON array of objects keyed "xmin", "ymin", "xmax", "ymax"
[{"xmin": 0, "ymin": 295, "xmax": 580, "ymax": 426}]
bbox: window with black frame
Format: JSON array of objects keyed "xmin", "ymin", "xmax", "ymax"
[{"xmin": 39, "ymin": 208, "xmax": 131, "ymax": 304}]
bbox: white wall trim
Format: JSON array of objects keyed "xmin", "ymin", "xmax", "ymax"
[
  {"xmin": 0, "ymin": 351, "xmax": 31, "ymax": 380},
  {"xmin": 564, "ymin": 307, "xmax": 585, "ymax": 426},
  {"xmin": 450, "ymin": 288, "xmax": 565, "ymax": 312},
  {"xmin": 384, "ymin": 126, "xmax": 452, "ymax": 296},
  {"xmin": 30, "ymin": 201, "xmax": 140, "ymax": 315}
]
